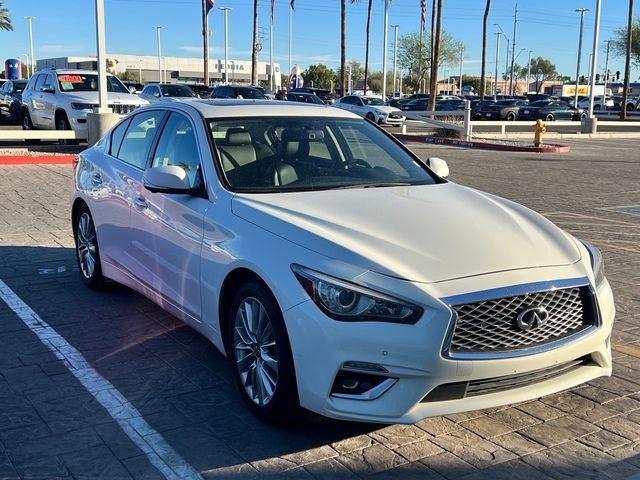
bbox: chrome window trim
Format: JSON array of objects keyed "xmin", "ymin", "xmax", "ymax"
[{"xmin": 440, "ymin": 277, "xmax": 600, "ymax": 360}]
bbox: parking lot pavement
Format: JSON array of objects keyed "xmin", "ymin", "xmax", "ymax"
[{"xmin": 0, "ymin": 139, "xmax": 639, "ymax": 479}]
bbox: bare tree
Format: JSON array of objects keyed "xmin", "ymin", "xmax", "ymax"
[
  {"xmin": 251, "ymin": 0, "xmax": 258, "ymax": 85},
  {"xmin": 621, "ymin": 0, "xmax": 634, "ymax": 120},
  {"xmin": 428, "ymin": 0, "xmax": 442, "ymax": 111},
  {"xmin": 480, "ymin": 0, "xmax": 491, "ymax": 100}
]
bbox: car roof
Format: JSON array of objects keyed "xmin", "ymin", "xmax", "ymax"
[{"xmin": 137, "ymin": 99, "xmax": 360, "ymax": 119}]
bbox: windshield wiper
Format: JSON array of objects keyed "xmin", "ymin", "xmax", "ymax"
[{"xmin": 330, "ymin": 182, "xmax": 413, "ymax": 190}]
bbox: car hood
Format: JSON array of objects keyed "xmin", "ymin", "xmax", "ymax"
[
  {"xmin": 63, "ymin": 91, "xmax": 149, "ymax": 105},
  {"xmin": 231, "ymin": 183, "xmax": 581, "ymax": 283},
  {"xmin": 369, "ymin": 105, "xmax": 401, "ymax": 114}
]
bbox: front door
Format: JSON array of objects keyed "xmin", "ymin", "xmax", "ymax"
[{"xmin": 129, "ymin": 111, "xmax": 209, "ymax": 321}]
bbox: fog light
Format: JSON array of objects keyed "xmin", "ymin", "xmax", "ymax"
[
  {"xmin": 331, "ymin": 369, "xmax": 397, "ymax": 400},
  {"xmin": 343, "ymin": 361, "xmax": 388, "ymax": 373}
]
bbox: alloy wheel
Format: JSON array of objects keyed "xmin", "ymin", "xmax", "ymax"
[
  {"xmin": 76, "ymin": 212, "xmax": 97, "ymax": 279},
  {"xmin": 234, "ymin": 297, "xmax": 279, "ymax": 406}
]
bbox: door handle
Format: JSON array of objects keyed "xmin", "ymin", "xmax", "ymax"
[
  {"xmin": 91, "ymin": 174, "xmax": 102, "ymax": 186},
  {"xmin": 133, "ymin": 195, "xmax": 148, "ymax": 209}
]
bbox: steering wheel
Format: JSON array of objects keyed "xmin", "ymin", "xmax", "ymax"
[{"xmin": 340, "ymin": 158, "xmax": 372, "ymax": 171}]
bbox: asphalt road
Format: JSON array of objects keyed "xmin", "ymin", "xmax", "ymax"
[{"xmin": 0, "ymin": 138, "xmax": 638, "ymax": 479}]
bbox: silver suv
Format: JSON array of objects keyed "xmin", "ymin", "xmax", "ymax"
[{"xmin": 21, "ymin": 69, "xmax": 148, "ymax": 140}]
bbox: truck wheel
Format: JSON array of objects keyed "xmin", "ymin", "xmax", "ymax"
[
  {"xmin": 22, "ymin": 110, "xmax": 40, "ymax": 145},
  {"xmin": 56, "ymin": 112, "xmax": 80, "ymax": 146}
]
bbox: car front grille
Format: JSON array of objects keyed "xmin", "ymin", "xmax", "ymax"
[
  {"xmin": 389, "ymin": 113, "xmax": 403, "ymax": 119},
  {"xmin": 421, "ymin": 355, "xmax": 593, "ymax": 402},
  {"xmin": 109, "ymin": 104, "xmax": 140, "ymax": 115},
  {"xmin": 445, "ymin": 285, "xmax": 597, "ymax": 357}
]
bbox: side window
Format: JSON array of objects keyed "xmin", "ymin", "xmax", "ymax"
[
  {"xmin": 109, "ymin": 118, "xmax": 132, "ymax": 157},
  {"xmin": 116, "ymin": 111, "xmax": 165, "ymax": 169},
  {"xmin": 0, "ymin": 83, "xmax": 7, "ymax": 93},
  {"xmin": 34, "ymin": 74, "xmax": 46, "ymax": 91},
  {"xmin": 151, "ymin": 113, "xmax": 201, "ymax": 188},
  {"xmin": 26, "ymin": 75, "xmax": 39, "ymax": 90},
  {"xmin": 43, "ymin": 73, "xmax": 55, "ymax": 89}
]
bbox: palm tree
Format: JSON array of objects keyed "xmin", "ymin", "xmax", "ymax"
[
  {"xmin": 362, "ymin": 0, "xmax": 373, "ymax": 95},
  {"xmin": 340, "ymin": 0, "xmax": 347, "ymax": 95},
  {"xmin": 0, "ymin": 1, "xmax": 13, "ymax": 31},
  {"xmin": 428, "ymin": 0, "xmax": 442, "ymax": 111},
  {"xmin": 251, "ymin": 0, "xmax": 258, "ymax": 85},
  {"xmin": 479, "ymin": 0, "xmax": 491, "ymax": 100},
  {"xmin": 620, "ymin": 0, "xmax": 634, "ymax": 120}
]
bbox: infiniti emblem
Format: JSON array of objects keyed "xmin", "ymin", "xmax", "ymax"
[{"xmin": 516, "ymin": 306, "xmax": 549, "ymax": 331}]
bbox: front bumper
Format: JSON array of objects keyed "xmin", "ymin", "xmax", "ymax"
[{"xmin": 285, "ymin": 273, "xmax": 614, "ymax": 424}]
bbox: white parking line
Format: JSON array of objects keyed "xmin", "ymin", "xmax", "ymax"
[{"xmin": 0, "ymin": 279, "xmax": 203, "ymax": 480}]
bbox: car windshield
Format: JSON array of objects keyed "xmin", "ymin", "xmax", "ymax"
[
  {"xmin": 289, "ymin": 94, "xmax": 325, "ymax": 105},
  {"xmin": 57, "ymin": 74, "xmax": 129, "ymax": 93},
  {"xmin": 362, "ymin": 97, "xmax": 385, "ymax": 106},
  {"xmin": 160, "ymin": 84, "xmax": 197, "ymax": 97},
  {"xmin": 208, "ymin": 117, "xmax": 437, "ymax": 193},
  {"xmin": 236, "ymin": 88, "xmax": 266, "ymax": 99}
]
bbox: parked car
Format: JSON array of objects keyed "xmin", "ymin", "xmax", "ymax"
[
  {"xmin": 71, "ymin": 100, "xmax": 614, "ymax": 424},
  {"xmin": 210, "ymin": 85, "xmax": 267, "ymax": 100},
  {"xmin": 435, "ymin": 99, "xmax": 466, "ymax": 111},
  {"xmin": 390, "ymin": 93, "xmax": 429, "ymax": 109},
  {"xmin": 401, "ymin": 98, "xmax": 429, "ymax": 111},
  {"xmin": 471, "ymin": 100, "xmax": 497, "ymax": 118},
  {"xmin": 576, "ymin": 96, "xmax": 614, "ymax": 111},
  {"xmin": 0, "ymin": 79, "xmax": 27, "ymax": 124},
  {"xmin": 20, "ymin": 69, "xmax": 148, "ymax": 142},
  {"xmin": 286, "ymin": 92, "xmax": 326, "ymax": 105},
  {"xmin": 517, "ymin": 100, "xmax": 586, "ymax": 121},
  {"xmin": 289, "ymin": 87, "xmax": 336, "ymax": 105},
  {"xmin": 612, "ymin": 95, "xmax": 639, "ymax": 111},
  {"xmin": 477, "ymin": 99, "xmax": 529, "ymax": 121},
  {"xmin": 335, "ymin": 95, "xmax": 405, "ymax": 125},
  {"xmin": 525, "ymin": 93, "xmax": 552, "ymax": 103},
  {"xmin": 184, "ymin": 84, "xmax": 212, "ymax": 98},
  {"xmin": 140, "ymin": 83, "xmax": 198, "ymax": 103},
  {"xmin": 253, "ymin": 86, "xmax": 275, "ymax": 100}
]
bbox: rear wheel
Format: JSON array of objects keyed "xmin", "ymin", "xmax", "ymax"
[
  {"xmin": 506, "ymin": 111, "xmax": 516, "ymax": 121},
  {"xmin": 228, "ymin": 281, "xmax": 301, "ymax": 423},
  {"xmin": 545, "ymin": 113, "xmax": 555, "ymax": 122},
  {"xmin": 74, "ymin": 204, "xmax": 105, "ymax": 289},
  {"xmin": 21, "ymin": 110, "xmax": 40, "ymax": 145}
]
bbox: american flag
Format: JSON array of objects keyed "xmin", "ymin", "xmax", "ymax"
[
  {"xmin": 206, "ymin": 0, "xmax": 214, "ymax": 15},
  {"xmin": 291, "ymin": 0, "xmax": 295, "ymax": 10},
  {"xmin": 271, "ymin": 0, "xmax": 275, "ymax": 22},
  {"xmin": 420, "ymin": 0, "xmax": 426, "ymax": 32}
]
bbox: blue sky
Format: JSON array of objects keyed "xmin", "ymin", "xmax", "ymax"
[{"xmin": 1, "ymin": 0, "xmax": 637, "ymax": 80}]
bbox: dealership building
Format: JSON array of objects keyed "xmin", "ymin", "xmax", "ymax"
[{"xmin": 36, "ymin": 54, "xmax": 281, "ymax": 88}]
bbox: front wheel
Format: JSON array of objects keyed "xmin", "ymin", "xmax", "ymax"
[
  {"xmin": 506, "ymin": 112, "xmax": 516, "ymax": 121},
  {"xmin": 56, "ymin": 112, "xmax": 80, "ymax": 146},
  {"xmin": 365, "ymin": 112, "xmax": 376, "ymax": 123},
  {"xmin": 228, "ymin": 281, "xmax": 300, "ymax": 423},
  {"xmin": 545, "ymin": 114, "xmax": 555, "ymax": 122},
  {"xmin": 74, "ymin": 204, "xmax": 105, "ymax": 289}
]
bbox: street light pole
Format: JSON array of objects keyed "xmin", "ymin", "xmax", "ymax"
[
  {"xmin": 220, "ymin": 7, "xmax": 232, "ymax": 84},
  {"xmin": 139, "ymin": 59, "xmax": 143, "ymax": 83},
  {"xmin": 25, "ymin": 16, "xmax": 36, "ymax": 74},
  {"xmin": 527, "ymin": 49, "xmax": 533, "ymax": 92},
  {"xmin": 603, "ymin": 38, "xmax": 611, "ymax": 102},
  {"xmin": 493, "ymin": 31, "xmax": 501, "ymax": 101},
  {"xmin": 381, "ymin": 0, "xmax": 390, "ymax": 99},
  {"xmin": 391, "ymin": 24, "xmax": 399, "ymax": 98},
  {"xmin": 95, "ymin": 0, "xmax": 108, "ymax": 112},
  {"xmin": 587, "ymin": 0, "xmax": 601, "ymax": 118},
  {"xmin": 574, "ymin": 8, "xmax": 589, "ymax": 108},
  {"xmin": 459, "ymin": 47, "xmax": 464, "ymax": 95},
  {"xmin": 509, "ymin": 3, "xmax": 518, "ymax": 95},
  {"xmin": 153, "ymin": 26, "xmax": 162, "ymax": 83}
]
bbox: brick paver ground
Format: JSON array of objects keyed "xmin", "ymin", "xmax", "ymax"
[{"xmin": 0, "ymin": 138, "xmax": 638, "ymax": 479}]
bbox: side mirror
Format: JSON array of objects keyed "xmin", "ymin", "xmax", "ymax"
[
  {"xmin": 128, "ymin": 86, "xmax": 137, "ymax": 94},
  {"xmin": 143, "ymin": 165, "xmax": 193, "ymax": 194},
  {"xmin": 41, "ymin": 86, "xmax": 55, "ymax": 94},
  {"xmin": 426, "ymin": 157, "xmax": 450, "ymax": 178}
]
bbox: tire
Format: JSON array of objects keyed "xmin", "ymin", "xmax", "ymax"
[
  {"xmin": 594, "ymin": 104, "xmax": 601, "ymax": 111},
  {"xmin": 74, "ymin": 204, "xmax": 105, "ymax": 289},
  {"xmin": 545, "ymin": 114, "xmax": 555, "ymax": 122},
  {"xmin": 580, "ymin": 112, "xmax": 587, "ymax": 120},
  {"xmin": 21, "ymin": 110, "xmax": 40, "ymax": 145},
  {"xmin": 365, "ymin": 112, "xmax": 376, "ymax": 123},
  {"xmin": 9, "ymin": 105, "xmax": 20, "ymax": 125},
  {"xmin": 227, "ymin": 281, "xmax": 301, "ymax": 423},
  {"xmin": 56, "ymin": 112, "xmax": 80, "ymax": 146},
  {"xmin": 627, "ymin": 104, "xmax": 635, "ymax": 112},
  {"xmin": 506, "ymin": 112, "xmax": 516, "ymax": 121}
]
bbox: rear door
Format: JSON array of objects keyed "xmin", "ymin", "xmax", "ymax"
[{"xmin": 129, "ymin": 111, "xmax": 209, "ymax": 320}]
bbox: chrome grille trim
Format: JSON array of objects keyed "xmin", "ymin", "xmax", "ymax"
[
  {"xmin": 441, "ymin": 277, "xmax": 599, "ymax": 360},
  {"xmin": 108, "ymin": 104, "xmax": 140, "ymax": 115}
]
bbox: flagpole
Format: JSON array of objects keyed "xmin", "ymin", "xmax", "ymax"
[
  {"xmin": 270, "ymin": 3, "xmax": 274, "ymax": 91},
  {"xmin": 288, "ymin": 3, "xmax": 292, "ymax": 81},
  {"xmin": 202, "ymin": 0, "xmax": 209, "ymax": 86}
]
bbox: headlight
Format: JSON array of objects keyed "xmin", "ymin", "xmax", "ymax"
[
  {"xmin": 70, "ymin": 103, "xmax": 97, "ymax": 110},
  {"xmin": 581, "ymin": 240, "xmax": 605, "ymax": 287},
  {"xmin": 291, "ymin": 264, "xmax": 422, "ymax": 324}
]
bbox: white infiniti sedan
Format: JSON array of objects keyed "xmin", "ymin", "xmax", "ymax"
[{"xmin": 71, "ymin": 100, "xmax": 614, "ymax": 424}]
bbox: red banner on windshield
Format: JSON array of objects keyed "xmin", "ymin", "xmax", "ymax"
[{"xmin": 58, "ymin": 75, "xmax": 83, "ymax": 83}]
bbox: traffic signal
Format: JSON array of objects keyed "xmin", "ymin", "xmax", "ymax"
[
  {"xmin": 595, "ymin": 73, "xmax": 600, "ymax": 82},
  {"xmin": 580, "ymin": 75, "xmax": 585, "ymax": 83},
  {"xmin": 616, "ymin": 71, "xmax": 621, "ymax": 80}
]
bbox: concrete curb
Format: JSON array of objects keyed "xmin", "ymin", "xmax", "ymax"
[
  {"xmin": 394, "ymin": 134, "xmax": 571, "ymax": 153},
  {"xmin": 0, "ymin": 155, "xmax": 77, "ymax": 165}
]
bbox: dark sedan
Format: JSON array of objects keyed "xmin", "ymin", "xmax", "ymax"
[
  {"xmin": 289, "ymin": 87, "xmax": 336, "ymax": 104},
  {"xmin": 471, "ymin": 100, "xmax": 496, "ymax": 118},
  {"xmin": 401, "ymin": 98, "xmax": 430, "ymax": 111},
  {"xmin": 390, "ymin": 93, "xmax": 429, "ymax": 109},
  {"xmin": 477, "ymin": 99, "xmax": 529, "ymax": 121},
  {"xmin": 435, "ymin": 99, "xmax": 466, "ymax": 111},
  {"xmin": 286, "ymin": 92, "xmax": 325, "ymax": 105},
  {"xmin": 0, "ymin": 79, "xmax": 27, "ymax": 124},
  {"xmin": 517, "ymin": 100, "xmax": 586, "ymax": 121}
]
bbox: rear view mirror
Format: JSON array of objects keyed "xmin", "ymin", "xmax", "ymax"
[
  {"xmin": 143, "ymin": 165, "xmax": 193, "ymax": 194},
  {"xmin": 426, "ymin": 157, "xmax": 450, "ymax": 178},
  {"xmin": 129, "ymin": 86, "xmax": 137, "ymax": 94}
]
